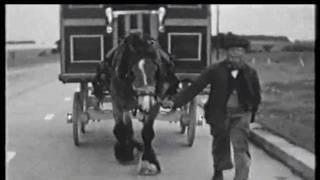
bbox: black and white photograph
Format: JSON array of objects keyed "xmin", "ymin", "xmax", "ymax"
[{"xmin": 6, "ymin": 4, "xmax": 315, "ymax": 180}]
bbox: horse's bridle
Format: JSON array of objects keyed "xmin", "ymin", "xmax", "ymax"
[{"xmin": 106, "ymin": 35, "xmax": 174, "ymax": 114}]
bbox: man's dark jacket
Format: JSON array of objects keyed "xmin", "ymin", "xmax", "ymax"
[{"xmin": 172, "ymin": 60, "xmax": 261, "ymax": 128}]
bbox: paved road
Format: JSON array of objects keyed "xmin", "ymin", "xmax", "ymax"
[{"xmin": 6, "ymin": 62, "xmax": 302, "ymax": 180}]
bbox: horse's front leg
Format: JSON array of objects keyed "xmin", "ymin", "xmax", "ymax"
[
  {"xmin": 112, "ymin": 102, "xmax": 142, "ymax": 163},
  {"xmin": 139, "ymin": 104, "xmax": 161, "ymax": 175}
]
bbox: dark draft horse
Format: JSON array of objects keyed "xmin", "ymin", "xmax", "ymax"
[{"xmin": 93, "ymin": 32, "xmax": 179, "ymax": 175}]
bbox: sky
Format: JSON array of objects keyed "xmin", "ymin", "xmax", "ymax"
[{"xmin": 5, "ymin": 4, "xmax": 315, "ymax": 45}]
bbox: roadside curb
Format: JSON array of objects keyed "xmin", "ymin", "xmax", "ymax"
[{"xmin": 249, "ymin": 123, "xmax": 315, "ymax": 180}]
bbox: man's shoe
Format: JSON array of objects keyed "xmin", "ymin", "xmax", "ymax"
[{"xmin": 212, "ymin": 170, "xmax": 223, "ymax": 180}]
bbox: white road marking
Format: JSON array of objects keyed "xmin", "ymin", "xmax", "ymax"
[
  {"xmin": 44, "ymin": 113, "xmax": 55, "ymax": 121},
  {"xmin": 299, "ymin": 57, "xmax": 305, "ymax": 67},
  {"xmin": 6, "ymin": 151, "xmax": 16, "ymax": 163},
  {"xmin": 64, "ymin": 97, "xmax": 71, "ymax": 101}
]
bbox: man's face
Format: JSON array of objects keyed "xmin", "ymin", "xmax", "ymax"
[{"xmin": 227, "ymin": 47, "xmax": 244, "ymax": 62}]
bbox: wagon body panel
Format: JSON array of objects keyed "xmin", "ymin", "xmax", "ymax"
[
  {"xmin": 59, "ymin": 4, "xmax": 212, "ymax": 83},
  {"xmin": 60, "ymin": 5, "xmax": 210, "ymax": 146},
  {"xmin": 60, "ymin": 5, "xmax": 111, "ymax": 82},
  {"xmin": 159, "ymin": 4, "xmax": 211, "ymax": 75}
]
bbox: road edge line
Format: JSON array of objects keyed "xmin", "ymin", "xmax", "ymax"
[{"xmin": 249, "ymin": 123, "xmax": 315, "ymax": 180}]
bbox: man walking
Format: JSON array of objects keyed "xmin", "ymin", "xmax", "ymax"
[{"xmin": 161, "ymin": 34, "xmax": 261, "ymax": 180}]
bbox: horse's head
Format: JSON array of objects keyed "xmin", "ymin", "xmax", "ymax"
[{"xmin": 114, "ymin": 33, "xmax": 166, "ymax": 112}]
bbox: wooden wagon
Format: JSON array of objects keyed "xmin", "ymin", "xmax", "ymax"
[{"xmin": 58, "ymin": 4, "xmax": 212, "ymax": 146}]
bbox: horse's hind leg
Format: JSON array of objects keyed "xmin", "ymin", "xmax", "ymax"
[
  {"xmin": 139, "ymin": 105, "xmax": 161, "ymax": 175},
  {"xmin": 112, "ymin": 103, "xmax": 142, "ymax": 163}
]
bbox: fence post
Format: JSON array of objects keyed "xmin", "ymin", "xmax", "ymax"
[
  {"xmin": 267, "ymin": 57, "xmax": 271, "ymax": 65},
  {"xmin": 299, "ymin": 56, "xmax": 305, "ymax": 67},
  {"xmin": 251, "ymin": 57, "xmax": 256, "ymax": 64}
]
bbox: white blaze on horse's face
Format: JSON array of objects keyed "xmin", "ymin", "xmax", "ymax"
[
  {"xmin": 132, "ymin": 59, "xmax": 157, "ymax": 92},
  {"xmin": 138, "ymin": 59, "xmax": 148, "ymax": 86},
  {"xmin": 132, "ymin": 58, "xmax": 158, "ymax": 112}
]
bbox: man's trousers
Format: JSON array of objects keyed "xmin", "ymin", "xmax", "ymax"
[{"xmin": 210, "ymin": 113, "xmax": 251, "ymax": 180}]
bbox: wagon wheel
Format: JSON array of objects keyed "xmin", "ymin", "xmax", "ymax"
[
  {"xmin": 179, "ymin": 102, "xmax": 190, "ymax": 134},
  {"xmin": 179, "ymin": 114, "xmax": 186, "ymax": 134},
  {"xmin": 81, "ymin": 123, "xmax": 86, "ymax": 134},
  {"xmin": 186, "ymin": 97, "xmax": 197, "ymax": 147},
  {"xmin": 178, "ymin": 80, "xmax": 192, "ymax": 134},
  {"xmin": 80, "ymin": 112, "xmax": 89, "ymax": 134},
  {"xmin": 72, "ymin": 92, "xmax": 81, "ymax": 146}
]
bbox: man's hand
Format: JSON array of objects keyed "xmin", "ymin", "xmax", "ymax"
[{"xmin": 160, "ymin": 97, "xmax": 174, "ymax": 109}]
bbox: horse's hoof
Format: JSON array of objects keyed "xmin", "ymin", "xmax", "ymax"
[
  {"xmin": 114, "ymin": 142, "xmax": 135, "ymax": 163},
  {"xmin": 138, "ymin": 160, "xmax": 160, "ymax": 176}
]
